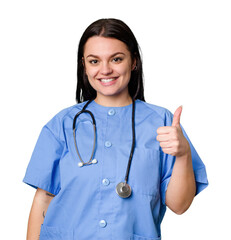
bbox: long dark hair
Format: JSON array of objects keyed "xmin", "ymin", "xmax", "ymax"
[{"xmin": 76, "ymin": 18, "xmax": 145, "ymax": 103}]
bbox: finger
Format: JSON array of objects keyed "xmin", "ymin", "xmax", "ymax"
[
  {"xmin": 159, "ymin": 141, "xmax": 171, "ymax": 148},
  {"xmin": 156, "ymin": 134, "xmax": 170, "ymax": 142},
  {"xmin": 157, "ymin": 126, "xmax": 173, "ymax": 135},
  {"xmin": 161, "ymin": 147, "xmax": 174, "ymax": 155},
  {"xmin": 172, "ymin": 106, "xmax": 183, "ymax": 127}
]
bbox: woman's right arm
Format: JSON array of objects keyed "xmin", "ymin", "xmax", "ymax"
[{"xmin": 26, "ymin": 188, "xmax": 55, "ymax": 240}]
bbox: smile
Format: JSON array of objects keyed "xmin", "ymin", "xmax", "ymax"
[
  {"xmin": 100, "ymin": 78, "xmax": 115, "ymax": 82},
  {"xmin": 99, "ymin": 78, "xmax": 117, "ymax": 83},
  {"xmin": 97, "ymin": 77, "xmax": 118, "ymax": 86}
]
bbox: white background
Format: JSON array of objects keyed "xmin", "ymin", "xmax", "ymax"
[{"xmin": 0, "ymin": 0, "xmax": 230, "ymax": 239}]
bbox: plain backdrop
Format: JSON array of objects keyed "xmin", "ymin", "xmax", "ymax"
[{"xmin": 0, "ymin": 0, "xmax": 230, "ymax": 239}]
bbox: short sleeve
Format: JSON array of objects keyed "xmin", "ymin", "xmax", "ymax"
[
  {"xmin": 23, "ymin": 118, "xmax": 64, "ymax": 195},
  {"xmin": 160, "ymin": 110, "xmax": 208, "ymax": 205}
]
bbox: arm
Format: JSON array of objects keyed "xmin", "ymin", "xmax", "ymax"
[
  {"xmin": 165, "ymin": 144, "xmax": 196, "ymax": 214},
  {"xmin": 157, "ymin": 106, "xmax": 196, "ymax": 214},
  {"xmin": 26, "ymin": 188, "xmax": 55, "ymax": 240}
]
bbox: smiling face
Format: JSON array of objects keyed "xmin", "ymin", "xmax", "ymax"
[{"xmin": 83, "ymin": 36, "xmax": 136, "ymax": 106}]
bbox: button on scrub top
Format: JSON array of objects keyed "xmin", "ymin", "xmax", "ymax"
[{"xmin": 23, "ymin": 99, "xmax": 208, "ymax": 240}]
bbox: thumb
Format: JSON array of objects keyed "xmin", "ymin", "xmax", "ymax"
[{"xmin": 172, "ymin": 106, "xmax": 183, "ymax": 127}]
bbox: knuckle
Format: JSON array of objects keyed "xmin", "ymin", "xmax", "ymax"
[
  {"xmin": 156, "ymin": 127, "xmax": 161, "ymax": 134},
  {"xmin": 175, "ymin": 141, "xmax": 180, "ymax": 147},
  {"xmin": 170, "ymin": 127, "xmax": 176, "ymax": 135},
  {"xmin": 173, "ymin": 126, "xmax": 178, "ymax": 134},
  {"xmin": 174, "ymin": 142, "xmax": 180, "ymax": 152}
]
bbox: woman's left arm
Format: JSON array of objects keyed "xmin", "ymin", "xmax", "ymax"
[{"xmin": 156, "ymin": 106, "xmax": 196, "ymax": 215}]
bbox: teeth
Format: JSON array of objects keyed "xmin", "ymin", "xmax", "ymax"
[{"xmin": 100, "ymin": 78, "xmax": 115, "ymax": 83}]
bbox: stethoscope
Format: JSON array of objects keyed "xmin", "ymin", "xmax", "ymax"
[{"xmin": 72, "ymin": 99, "xmax": 136, "ymax": 198}]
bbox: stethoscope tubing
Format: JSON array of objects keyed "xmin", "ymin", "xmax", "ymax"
[
  {"xmin": 72, "ymin": 98, "xmax": 136, "ymax": 197},
  {"xmin": 72, "ymin": 99, "xmax": 96, "ymax": 166},
  {"xmin": 124, "ymin": 99, "xmax": 135, "ymax": 183}
]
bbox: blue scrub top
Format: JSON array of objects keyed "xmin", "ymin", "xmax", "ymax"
[{"xmin": 23, "ymin": 99, "xmax": 208, "ymax": 240}]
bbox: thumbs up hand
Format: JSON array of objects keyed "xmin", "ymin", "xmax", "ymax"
[{"xmin": 156, "ymin": 106, "xmax": 190, "ymax": 157}]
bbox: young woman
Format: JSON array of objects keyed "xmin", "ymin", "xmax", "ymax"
[{"xmin": 23, "ymin": 18, "xmax": 208, "ymax": 240}]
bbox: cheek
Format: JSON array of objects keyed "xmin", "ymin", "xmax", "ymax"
[
  {"xmin": 116, "ymin": 64, "xmax": 132, "ymax": 78},
  {"xmin": 85, "ymin": 66, "xmax": 98, "ymax": 79},
  {"xmin": 123, "ymin": 68, "xmax": 132, "ymax": 82}
]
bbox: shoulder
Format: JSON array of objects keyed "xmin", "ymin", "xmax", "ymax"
[
  {"xmin": 136, "ymin": 100, "xmax": 173, "ymax": 122},
  {"xmin": 43, "ymin": 101, "xmax": 87, "ymax": 140},
  {"xmin": 46, "ymin": 101, "xmax": 87, "ymax": 125}
]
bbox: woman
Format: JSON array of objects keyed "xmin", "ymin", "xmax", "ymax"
[{"xmin": 23, "ymin": 18, "xmax": 208, "ymax": 240}]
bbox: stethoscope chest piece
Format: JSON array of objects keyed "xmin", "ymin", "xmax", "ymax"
[{"xmin": 116, "ymin": 182, "xmax": 132, "ymax": 198}]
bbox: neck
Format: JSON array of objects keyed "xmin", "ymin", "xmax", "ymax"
[{"xmin": 94, "ymin": 94, "xmax": 133, "ymax": 107}]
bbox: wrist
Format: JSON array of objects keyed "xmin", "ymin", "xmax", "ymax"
[{"xmin": 177, "ymin": 141, "xmax": 191, "ymax": 159}]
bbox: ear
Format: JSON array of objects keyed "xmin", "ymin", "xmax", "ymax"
[
  {"xmin": 132, "ymin": 57, "xmax": 137, "ymax": 71},
  {"xmin": 82, "ymin": 57, "xmax": 85, "ymax": 67}
]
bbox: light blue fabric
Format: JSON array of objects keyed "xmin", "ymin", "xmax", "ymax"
[{"xmin": 23, "ymin": 99, "xmax": 208, "ymax": 240}]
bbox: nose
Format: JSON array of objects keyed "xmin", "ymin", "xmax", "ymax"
[{"xmin": 100, "ymin": 62, "xmax": 113, "ymax": 75}]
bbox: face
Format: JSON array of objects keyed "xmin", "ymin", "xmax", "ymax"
[{"xmin": 83, "ymin": 36, "xmax": 136, "ymax": 102}]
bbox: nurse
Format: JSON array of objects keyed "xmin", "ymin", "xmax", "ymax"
[{"xmin": 23, "ymin": 18, "xmax": 208, "ymax": 240}]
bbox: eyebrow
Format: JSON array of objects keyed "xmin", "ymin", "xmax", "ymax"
[{"xmin": 86, "ymin": 52, "xmax": 125, "ymax": 58}]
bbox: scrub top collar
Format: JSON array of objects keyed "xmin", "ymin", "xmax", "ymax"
[{"xmin": 90, "ymin": 99, "xmax": 138, "ymax": 114}]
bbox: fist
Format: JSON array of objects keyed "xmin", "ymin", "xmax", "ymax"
[{"xmin": 156, "ymin": 106, "xmax": 190, "ymax": 157}]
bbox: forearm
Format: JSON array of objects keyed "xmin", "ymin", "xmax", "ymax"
[
  {"xmin": 26, "ymin": 188, "xmax": 54, "ymax": 240},
  {"xmin": 165, "ymin": 149, "xmax": 196, "ymax": 214}
]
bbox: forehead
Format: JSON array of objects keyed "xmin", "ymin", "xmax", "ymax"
[{"xmin": 83, "ymin": 36, "xmax": 130, "ymax": 56}]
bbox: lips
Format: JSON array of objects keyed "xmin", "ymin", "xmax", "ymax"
[
  {"xmin": 97, "ymin": 77, "xmax": 118, "ymax": 86},
  {"xmin": 98, "ymin": 77, "xmax": 117, "ymax": 81},
  {"xmin": 100, "ymin": 78, "xmax": 115, "ymax": 83}
]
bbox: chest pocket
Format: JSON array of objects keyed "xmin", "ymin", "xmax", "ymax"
[{"xmin": 129, "ymin": 148, "xmax": 160, "ymax": 197}]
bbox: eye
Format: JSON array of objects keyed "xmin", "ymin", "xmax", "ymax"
[
  {"xmin": 112, "ymin": 57, "xmax": 123, "ymax": 63},
  {"xmin": 89, "ymin": 59, "xmax": 98, "ymax": 65}
]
